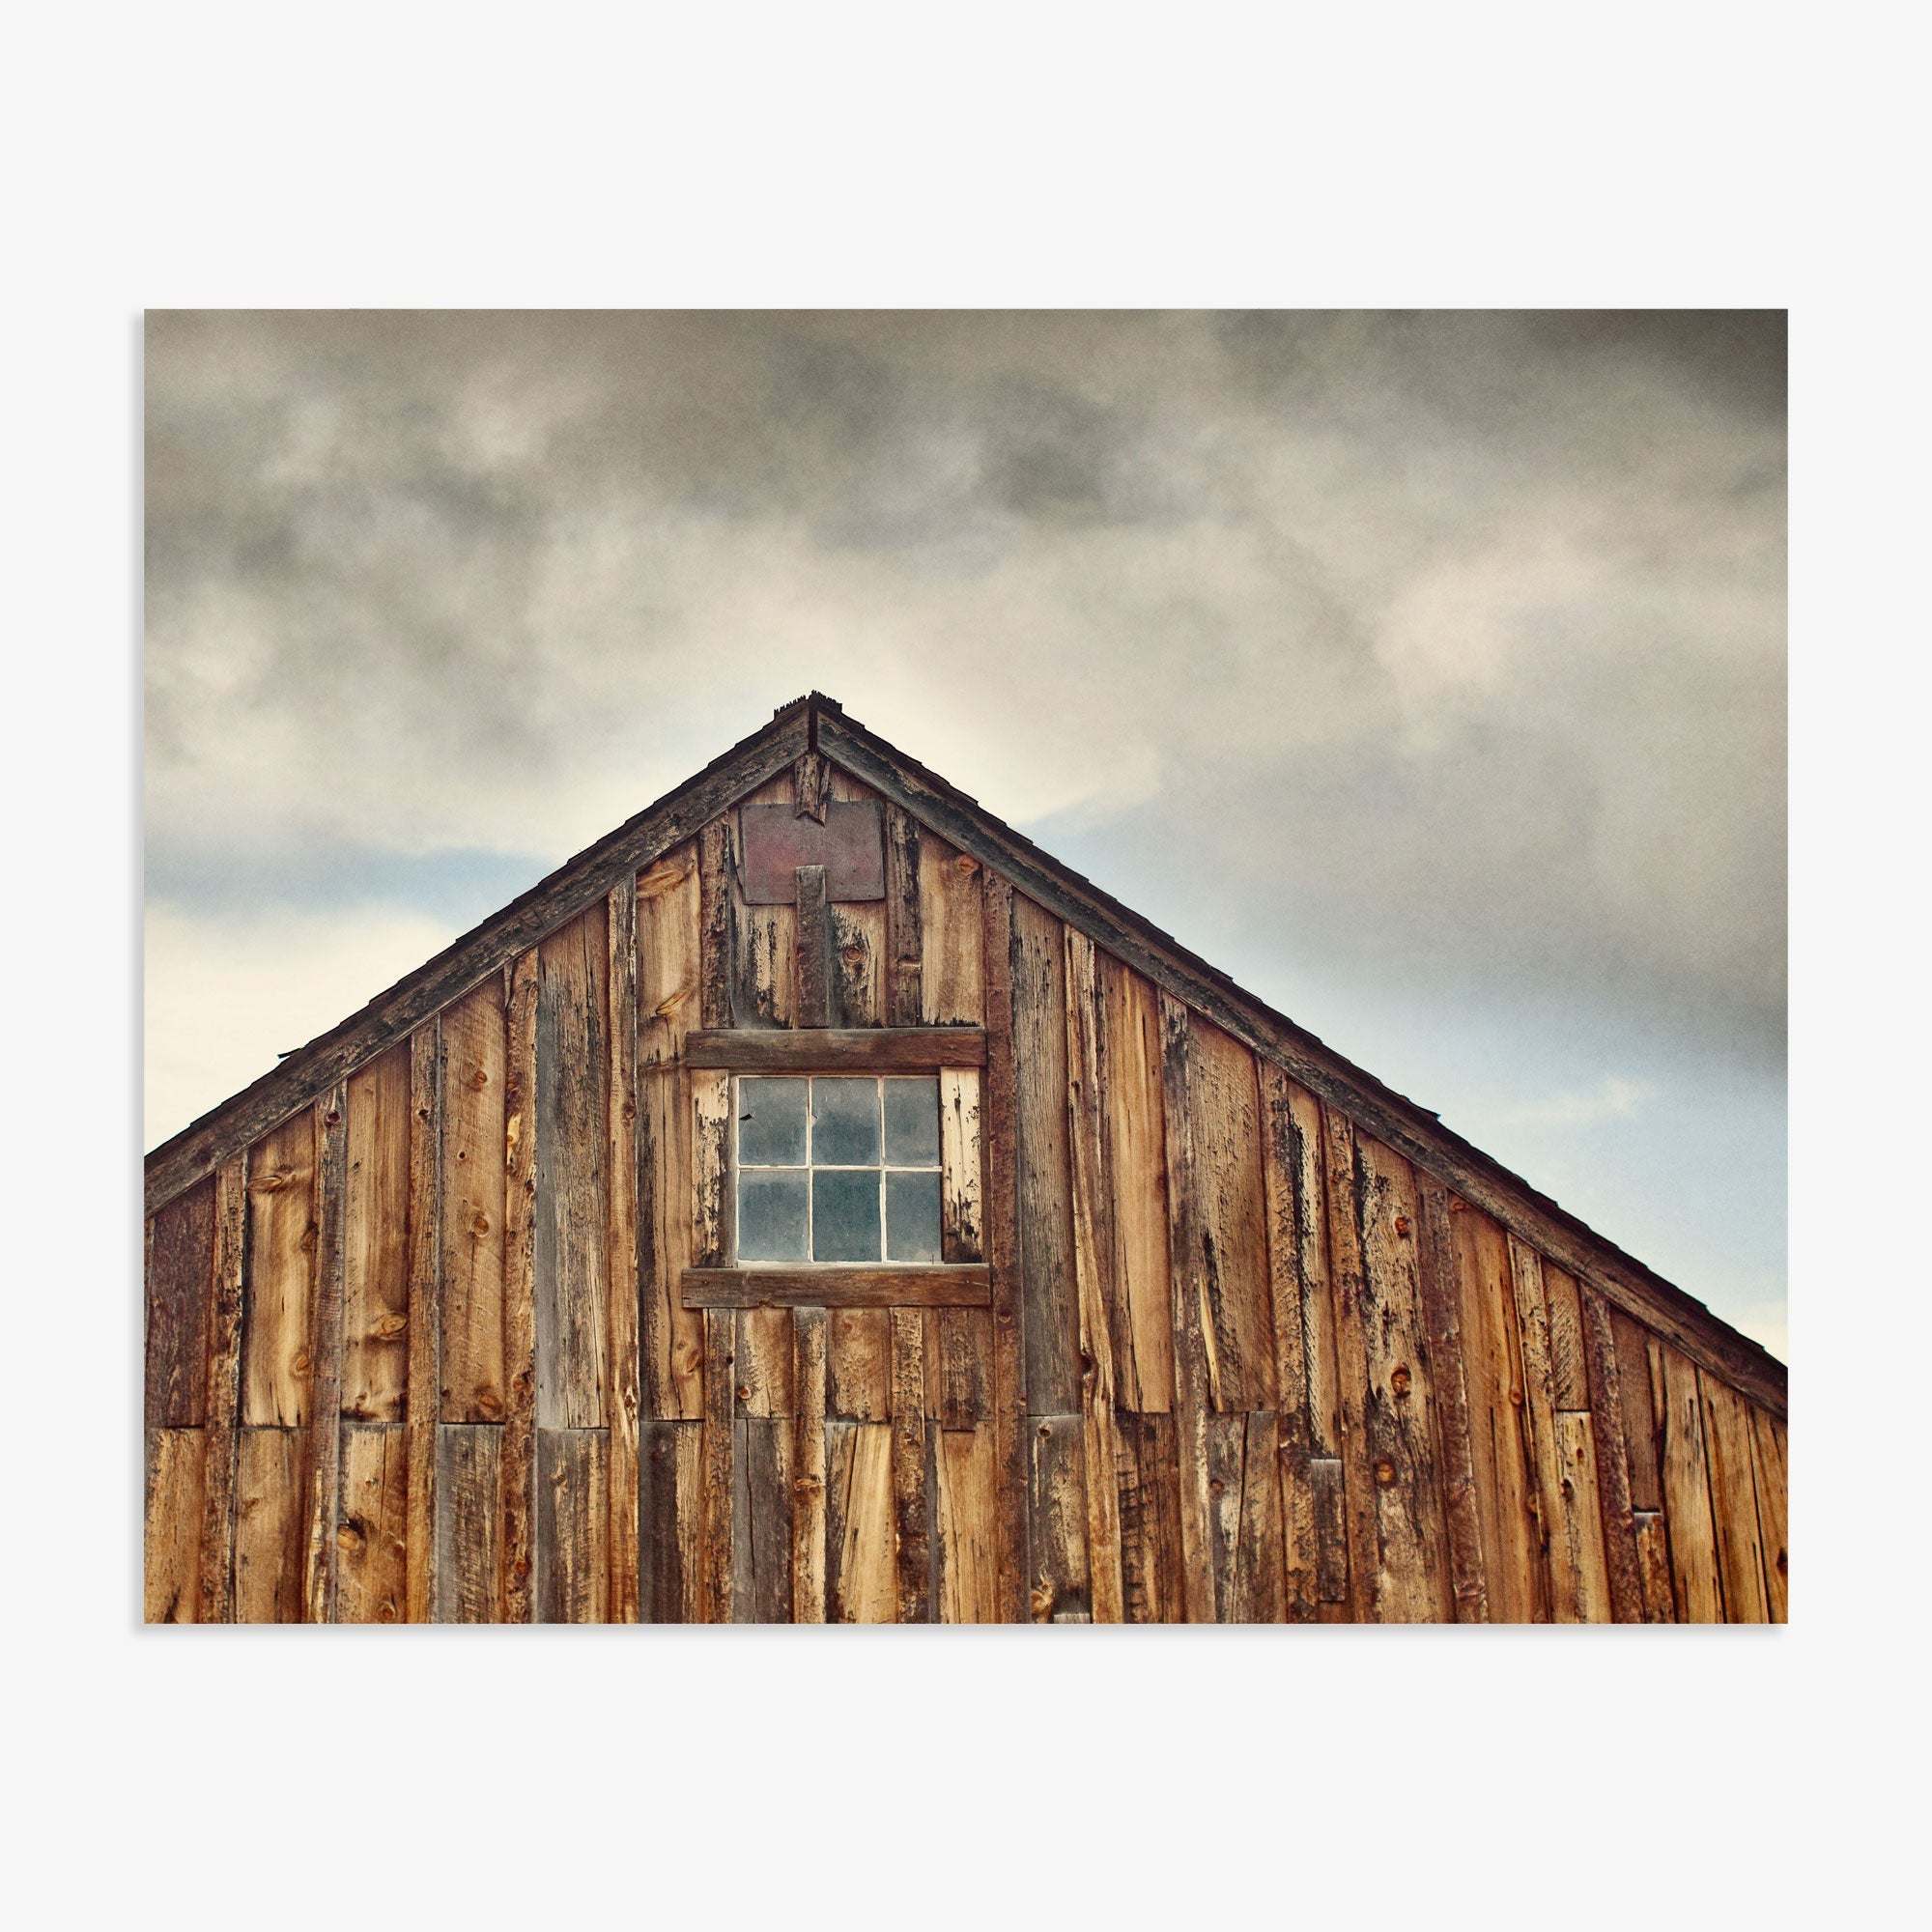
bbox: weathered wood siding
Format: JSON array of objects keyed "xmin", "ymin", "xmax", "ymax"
[{"xmin": 144, "ymin": 752, "xmax": 1786, "ymax": 1623}]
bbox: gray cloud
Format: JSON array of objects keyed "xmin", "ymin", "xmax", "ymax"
[{"xmin": 144, "ymin": 310, "xmax": 1785, "ymax": 1338}]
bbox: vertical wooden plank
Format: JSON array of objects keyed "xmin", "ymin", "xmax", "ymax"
[
  {"xmin": 738, "ymin": 1416, "xmax": 794, "ymax": 1623},
  {"xmin": 980, "ymin": 870, "xmax": 1029, "ymax": 1624},
  {"xmin": 1013, "ymin": 895, "xmax": 1079, "ymax": 1412},
  {"xmin": 606, "ymin": 877, "xmax": 640, "ymax": 1624},
  {"xmin": 300, "ymin": 1086, "xmax": 349, "ymax": 1625},
  {"xmin": 1656, "ymin": 1341, "xmax": 1724, "ymax": 1621},
  {"xmin": 792, "ymin": 748, "xmax": 830, "ymax": 822},
  {"xmin": 536, "ymin": 904, "xmax": 610, "ymax": 1430},
  {"xmin": 831, "ymin": 776, "xmax": 889, "ymax": 1039},
  {"xmin": 918, "ymin": 833, "xmax": 983, "ymax": 1024},
  {"xmin": 734, "ymin": 1307, "xmax": 795, "ymax": 1416},
  {"xmin": 883, "ymin": 802, "xmax": 923, "ymax": 1028},
  {"xmin": 235, "ymin": 1428, "xmax": 306, "ymax": 1624},
  {"xmin": 891, "ymin": 1307, "xmax": 932, "ymax": 1622},
  {"xmin": 691, "ymin": 1068, "xmax": 730, "ymax": 1268},
  {"xmin": 1509, "ymin": 1235, "xmax": 1605, "ymax": 1623},
  {"xmin": 1579, "ymin": 1288, "xmax": 1646, "ymax": 1624},
  {"xmin": 1117, "ymin": 1410, "xmax": 1183, "ymax": 1622},
  {"xmin": 638, "ymin": 844, "xmax": 704, "ymax": 1422},
  {"xmin": 696, "ymin": 816, "xmax": 736, "ymax": 1032},
  {"xmin": 1700, "ymin": 1372, "xmax": 1770, "ymax": 1623},
  {"xmin": 1310, "ymin": 1459, "xmax": 1350, "ymax": 1608},
  {"xmin": 1185, "ymin": 1017, "xmax": 1275, "ymax": 1414},
  {"xmin": 827, "ymin": 1309, "xmax": 891, "ymax": 1420},
  {"xmin": 242, "ymin": 1111, "xmax": 316, "ymax": 1427},
  {"xmin": 1156, "ymin": 990, "xmax": 1216, "ymax": 1623},
  {"xmin": 144, "ymin": 1428, "xmax": 206, "ymax": 1623},
  {"xmin": 1100, "ymin": 958, "xmax": 1173, "ymax": 1413},
  {"xmin": 197, "ymin": 1155, "xmax": 247, "ymax": 1624},
  {"xmin": 404, "ymin": 1021, "xmax": 442, "ymax": 1622},
  {"xmin": 1319, "ymin": 1105, "xmax": 1379, "ymax": 1622},
  {"xmin": 343, "ymin": 1044, "xmax": 412, "ymax": 1423},
  {"xmin": 1028, "ymin": 1413, "xmax": 1091, "ymax": 1622},
  {"xmin": 501, "ymin": 950, "xmax": 539, "ymax": 1624},
  {"xmin": 934, "ymin": 1428, "xmax": 998, "ymax": 1622},
  {"xmin": 1412, "ymin": 1173, "xmax": 1489, "ymax": 1622},
  {"xmin": 1451, "ymin": 1203, "xmax": 1546, "ymax": 1622},
  {"xmin": 731, "ymin": 772, "xmax": 800, "ymax": 1030},
  {"xmin": 440, "ymin": 977, "xmax": 507, "ymax": 1423},
  {"xmin": 826, "ymin": 1420, "xmax": 895, "ymax": 1623},
  {"xmin": 641, "ymin": 1419, "xmax": 702, "ymax": 1624},
  {"xmin": 938, "ymin": 1066, "xmax": 984, "ymax": 1264},
  {"xmin": 1207, "ymin": 1410, "xmax": 1287, "ymax": 1623},
  {"xmin": 1552, "ymin": 1411, "xmax": 1614, "ymax": 1623},
  {"xmin": 146, "ymin": 1179, "xmax": 214, "ymax": 1427},
  {"xmin": 791, "ymin": 1307, "xmax": 829, "ymax": 1623},
  {"xmin": 1262, "ymin": 1069, "xmax": 1344, "ymax": 1618},
  {"xmin": 1337, "ymin": 1121, "xmax": 1453, "ymax": 1615},
  {"xmin": 699, "ymin": 1306, "xmax": 736, "ymax": 1622},
  {"xmin": 1610, "ymin": 1309, "xmax": 1664, "ymax": 1513},
  {"xmin": 1064, "ymin": 927, "xmax": 1124, "ymax": 1623},
  {"xmin": 1633, "ymin": 1512, "xmax": 1676, "ymax": 1622},
  {"xmin": 830, "ymin": 885, "xmax": 886, "ymax": 1031},
  {"xmin": 1544, "ymin": 1264, "xmax": 1588, "ymax": 1412},
  {"xmin": 794, "ymin": 863, "xmax": 832, "ymax": 1029},
  {"xmin": 1236, "ymin": 1411, "xmax": 1287, "ymax": 1623},
  {"xmin": 337, "ymin": 1426, "xmax": 410, "ymax": 1624},
  {"xmin": 1749, "ymin": 1408, "xmax": 1788, "ymax": 1624},
  {"xmin": 434, "ymin": 1424, "xmax": 505, "ymax": 1623},
  {"xmin": 537, "ymin": 1429, "xmax": 611, "ymax": 1624}
]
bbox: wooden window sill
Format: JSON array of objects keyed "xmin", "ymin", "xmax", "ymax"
[
  {"xmin": 679, "ymin": 1264, "xmax": 992, "ymax": 1309},
  {"xmin": 683, "ymin": 1027, "xmax": 986, "ymax": 1070}
]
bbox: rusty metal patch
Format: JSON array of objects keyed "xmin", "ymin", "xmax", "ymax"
[{"xmin": 740, "ymin": 801, "xmax": 885, "ymax": 903}]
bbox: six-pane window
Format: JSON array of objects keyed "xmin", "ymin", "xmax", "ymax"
[{"xmin": 735, "ymin": 1074, "xmax": 943, "ymax": 1264}]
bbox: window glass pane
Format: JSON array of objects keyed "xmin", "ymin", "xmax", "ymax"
[
  {"xmin": 811, "ymin": 1077, "xmax": 880, "ymax": 1166},
  {"xmin": 812, "ymin": 1168, "xmax": 881, "ymax": 1262},
  {"xmin": 886, "ymin": 1168, "xmax": 942, "ymax": 1263},
  {"xmin": 882, "ymin": 1075, "xmax": 940, "ymax": 1166},
  {"xmin": 738, "ymin": 1168, "xmax": 809, "ymax": 1262},
  {"xmin": 739, "ymin": 1077, "xmax": 808, "ymax": 1165}
]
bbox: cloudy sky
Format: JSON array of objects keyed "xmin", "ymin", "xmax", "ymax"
[{"xmin": 144, "ymin": 310, "xmax": 1786, "ymax": 1354}]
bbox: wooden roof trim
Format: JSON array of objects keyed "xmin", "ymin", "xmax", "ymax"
[
  {"xmin": 142, "ymin": 702, "xmax": 812, "ymax": 1218},
  {"xmin": 815, "ymin": 704, "xmax": 1788, "ymax": 1419}
]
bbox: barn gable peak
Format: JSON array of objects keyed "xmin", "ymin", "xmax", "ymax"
[{"xmin": 143, "ymin": 693, "xmax": 1785, "ymax": 1415}]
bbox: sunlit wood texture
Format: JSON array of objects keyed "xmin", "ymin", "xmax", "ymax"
[{"xmin": 144, "ymin": 714, "xmax": 1784, "ymax": 1622}]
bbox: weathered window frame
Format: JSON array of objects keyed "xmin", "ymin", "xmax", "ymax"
[{"xmin": 678, "ymin": 1028, "xmax": 990, "ymax": 1309}]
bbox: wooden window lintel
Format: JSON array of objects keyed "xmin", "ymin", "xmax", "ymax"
[{"xmin": 684, "ymin": 1027, "xmax": 985, "ymax": 1070}]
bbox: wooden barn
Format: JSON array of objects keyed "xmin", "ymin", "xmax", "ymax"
[{"xmin": 142, "ymin": 693, "xmax": 1787, "ymax": 1625}]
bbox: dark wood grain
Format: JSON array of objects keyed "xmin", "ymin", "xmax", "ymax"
[
  {"xmin": 146, "ymin": 1178, "xmax": 214, "ymax": 1428},
  {"xmin": 535, "ymin": 905, "xmax": 610, "ymax": 1430}
]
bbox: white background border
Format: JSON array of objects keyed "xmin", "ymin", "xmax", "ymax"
[{"xmin": 6, "ymin": 3, "xmax": 1921, "ymax": 1922}]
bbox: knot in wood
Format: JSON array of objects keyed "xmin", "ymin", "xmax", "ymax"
[
  {"xmin": 1390, "ymin": 1364, "xmax": 1412, "ymax": 1399},
  {"xmin": 1374, "ymin": 1458, "xmax": 1398, "ymax": 1487},
  {"xmin": 1394, "ymin": 1215, "xmax": 1412, "ymax": 1237}
]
